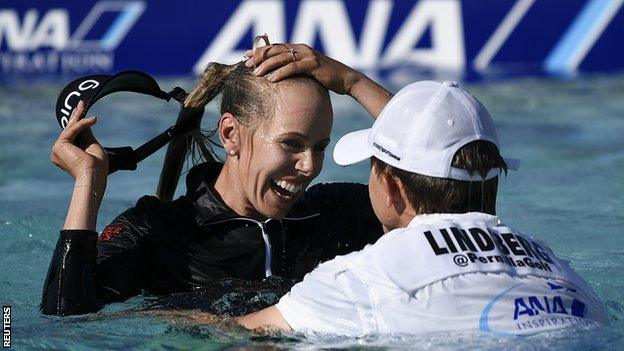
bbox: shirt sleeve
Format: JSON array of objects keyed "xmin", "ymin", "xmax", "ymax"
[
  {"xmin": 275, "ymin": 256, "xmax": 373, "ymax": 336},
  {"xmin": 40, "ymin": 196, "xmax": 159, "ymax": 316}
]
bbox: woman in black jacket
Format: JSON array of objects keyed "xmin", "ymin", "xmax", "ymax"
[{"xmin": 42, "ymin": 43, "xmax": 392, "ymax": 316}]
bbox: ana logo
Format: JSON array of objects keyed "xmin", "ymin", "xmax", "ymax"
[
  {"xmin": 0, "ymin": 1, "xmax": 145, "ymax": 73},
  {"xmin": 480, "ymin": 281, "xmax": 593, "ymax": 334},
  {"xmin": 513, "ymin": 295, "xmax": 586, "ymax": 320},
  {"xmin": 513, "ymin": 281, "xmax": 586, "ymax": 320},
  {"xmin": 194, "ymin": 0, "xmax": 465, "ymax": 74}
]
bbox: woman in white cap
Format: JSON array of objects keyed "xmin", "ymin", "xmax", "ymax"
[{"xmin": 236, "ymin": 45, "xmax": 607, "ymax": 335}]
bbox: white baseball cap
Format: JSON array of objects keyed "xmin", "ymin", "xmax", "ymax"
[{"xmin": 333, "ymin": 80, "xmax": 519, "ymax": 180}]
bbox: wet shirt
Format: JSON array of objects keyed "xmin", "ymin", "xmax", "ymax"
[
  {"xmin": 276, "ymin": 212, "xmax": 607, "ymax": 336},
  {"xmin": 40, "ymin": 163, "xmax": 382, "ymax": 315}
]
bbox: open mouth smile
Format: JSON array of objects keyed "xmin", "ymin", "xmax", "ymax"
[{"xmin": 270, "ymin": 179, "xmax": 304, "ymax": 200}]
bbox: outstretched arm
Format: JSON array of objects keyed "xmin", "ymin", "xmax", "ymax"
[
  {"xmin": 237, "ymin": 306, "xmax": 292, "ymax": 331},
  {"xmin": 43, "ymin": 102, "xmax": 151, "ymax": 315},
  {"xmin": 245, "ymin": 44, "xmax": 393, "ymax": 119},
  {"xmin": 43, "ymin": 101, "xmax": 109, "ymax": 315},
  {"xmin": 50, "ymin": 100, "xmax": 108, "ymax": 230}
]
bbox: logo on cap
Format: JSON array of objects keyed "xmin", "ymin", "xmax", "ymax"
[{"xmin": 373, "ymin": 142, "xmax": 401, "ymax": 161}]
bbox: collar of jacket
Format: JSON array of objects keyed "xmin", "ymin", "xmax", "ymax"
[{"xmin": 184, "ymin": 162, "xmax": 243, "ymax": 227}]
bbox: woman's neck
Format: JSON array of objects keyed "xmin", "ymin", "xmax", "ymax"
[{"xmin": 213, "ymin": 161, "xmax": 265, "ymax": 220}]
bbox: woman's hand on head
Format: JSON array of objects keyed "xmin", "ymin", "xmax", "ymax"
[
  {"xmin": 245, "ymin": 43, "xmax": 361, "ymax": 95},
  {"xmin": 51, "ymin": 100, "xmax": 109, "ymax": 182},
  {"xmin": 246, "ymin": 43, "xmax": 393, "ymax": 119}
]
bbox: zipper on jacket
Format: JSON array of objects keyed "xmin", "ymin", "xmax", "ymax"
[
  {"xmin": 203, "ymin": 214, "xmax": 318, "ymax": 278},
  {"xmin": 203, "ymin": 217, "xmax": 276, "ymax": 278},
  {"xmin": 259, "ymin": 219, "xmax": 275, "ymax": 277}
]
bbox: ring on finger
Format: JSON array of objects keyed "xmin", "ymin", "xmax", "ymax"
[
  {"xmin": 289, "ymin": 48, "xmax": 297, "ymax": 62},
  {"xmin": 272, "ymin": 43, "xmax": 297, "ymax": 62}
]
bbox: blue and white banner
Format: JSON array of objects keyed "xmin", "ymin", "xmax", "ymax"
[{"xmin": 1, "ymin": 0, "xmax": 623, "ymax": 79}]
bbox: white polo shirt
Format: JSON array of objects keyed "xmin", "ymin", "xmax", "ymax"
[{"xmin": 276, "ymin": 213, "xmax": 606, "ymax": 336}]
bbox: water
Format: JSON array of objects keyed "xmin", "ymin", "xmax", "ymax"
[{"xmin": 1, "ymin": 74, "xmax": 623, "ymax": 350}]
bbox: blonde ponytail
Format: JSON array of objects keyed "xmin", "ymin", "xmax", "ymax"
[{"xmin": 156, "ymin": 62, "xmax": 237, "ymax": 201}]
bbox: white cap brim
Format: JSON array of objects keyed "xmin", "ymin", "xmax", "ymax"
[{"xmin": 333, "ymin": 128, "xmax": 372, "ymax": 166}]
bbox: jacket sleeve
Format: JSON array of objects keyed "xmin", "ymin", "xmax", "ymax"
[{"xmin": 41, "ymin": 196, "xmax": 157, "ymax": 316}]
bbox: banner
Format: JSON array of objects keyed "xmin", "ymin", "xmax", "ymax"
[{"xmin": 1, "ymin": 0, "xmax": 623, "ymax": 79}]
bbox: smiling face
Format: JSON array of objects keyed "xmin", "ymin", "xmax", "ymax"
[{"xmin": 223, "ymin": 78, "xmax": 333, "ymax": 219}]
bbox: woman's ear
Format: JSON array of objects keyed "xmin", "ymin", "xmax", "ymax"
[{"xmin": 219, "ymin": 112, "xmax": 240, "ymax": 156}]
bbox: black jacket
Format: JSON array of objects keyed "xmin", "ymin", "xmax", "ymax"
[{"xmin": 41, "ymin": 163, "xmax": 382, "ymax": 315}]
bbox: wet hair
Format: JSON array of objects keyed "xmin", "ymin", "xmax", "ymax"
[
  {"xmin": 371, "ymin": 141, "xmax": 508, "ymax": 215},
  {"xmin": 156, "ymin": 62, "xmax": 326, "ymax": 201}
]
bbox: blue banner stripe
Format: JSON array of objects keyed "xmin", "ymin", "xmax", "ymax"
[
  {"xmin": 544, "ymin": 0, "xmax": 619, "ymax": 75},
  {"xmin": 101, "ymin": 2, "xmax": 143, "ymax": 50}
]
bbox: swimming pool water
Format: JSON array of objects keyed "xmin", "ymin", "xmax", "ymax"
[{"xmin": 0, "ymin": 74, "xmax": 623, "ymax": 350}]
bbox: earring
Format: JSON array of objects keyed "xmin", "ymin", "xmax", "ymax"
[{"xmin": 228, "ymin": 150, "xmax": 237, "ymax": 156}]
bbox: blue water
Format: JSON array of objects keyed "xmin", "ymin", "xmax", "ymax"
[{"xmin": 1, "ymin": 74, "xmax": 623, "ymax": 350}]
